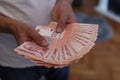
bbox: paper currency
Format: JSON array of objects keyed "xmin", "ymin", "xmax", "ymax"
[{"xmin": 14, "ymin": 22, "xmax": 98, "ymax": 68}]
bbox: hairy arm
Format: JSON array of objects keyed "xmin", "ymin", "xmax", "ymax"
[{"xmin": 0, "ymin": 15, "xmax": 16, "ymax": 34}]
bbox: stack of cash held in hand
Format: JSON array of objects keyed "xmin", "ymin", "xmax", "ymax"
[{"xmin": 15, "ymin": 22, "xmax": 98, "ymax": 68}]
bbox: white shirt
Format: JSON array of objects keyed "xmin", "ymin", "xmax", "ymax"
[{"xmin": 0, "ymin": 0, "xmax": 56, "ymax": 68}]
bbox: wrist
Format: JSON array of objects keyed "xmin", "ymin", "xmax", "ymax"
[
  {"xmin": 9, "ymin": 21, "xmax": 20, "ymax": 35},
  {"xmin": 9, "ymin": 20, "xmax": 29, "ymax": 35}
]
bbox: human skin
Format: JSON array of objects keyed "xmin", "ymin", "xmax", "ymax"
[
  {"xmin": 0, "ymin": 0, "xmax": 76, "ymax": 64},
  {"xmin": 21, "ymin": 0, "xmax": 77, "ymax": 65},
  {"xmin": 0, "ymin": 15, "xmax": 49, "ymax": 47},
  {"xmin": 0, "ymin": 0, "xmax": 76, "ymax": 46},
  {"xmin": 52, "ymin": 0, "xmax": 76, "ymax": 33}
]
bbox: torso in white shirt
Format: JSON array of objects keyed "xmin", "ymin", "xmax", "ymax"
[{"xmin": 0, "ymin": 0, "xmax": 56, "ymax": 68}]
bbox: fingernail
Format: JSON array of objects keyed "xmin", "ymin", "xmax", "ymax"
[
  {"xmin": 41, "ymin": 40, "xmax": 48, "ymax": 46},
  {"xmin": 56, "ymin": 27, "xmax": 63, "ymax": 33}
]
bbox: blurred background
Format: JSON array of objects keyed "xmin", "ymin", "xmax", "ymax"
[{"xmin": 70, "ymin": 0, "xmax": 120, "ymax": 80}]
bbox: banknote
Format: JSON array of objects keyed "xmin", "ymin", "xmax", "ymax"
[{"xmin": 14, "ymin": 22, "xmax": 98, "ymax": 68}]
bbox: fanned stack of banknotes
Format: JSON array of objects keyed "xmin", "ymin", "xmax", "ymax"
[{"xmin": 15, "ymin": 22, "xmax": 98, "ymax": 68}]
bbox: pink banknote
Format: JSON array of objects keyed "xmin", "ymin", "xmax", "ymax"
[{"xmin": 15, "ymin": 22, "xmax": 98, "ymax": 68}]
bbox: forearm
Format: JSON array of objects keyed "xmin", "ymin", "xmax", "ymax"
[{"xmin": 0, "ymin": 15, "xmax": 21, "ymax": 34}]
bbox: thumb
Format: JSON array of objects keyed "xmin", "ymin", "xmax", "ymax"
[
  {"xmin": 29, "ymin": 29, "xmax": 48, "ymax": 47},
  {"xmin": 56, "ymin": 17, "xmax": 67, "ymax": 33}
]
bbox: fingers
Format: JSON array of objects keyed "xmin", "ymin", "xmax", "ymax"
[
  {"xmin": 52, "ymin": 2, "xmax": 76, "ymax": 33},
  {"xmin": 56, "ymin": 15, "xmax": 76, "ymax": 33},
  {"xmin": 18, "ymin": 36, "xmax": 27, "ymax": 45},
  {"xmin": 28, "ymin": 28, "xmax": 48, "ymax": 47},
  {"xmin": 16, "ymin": 33, "xmax": 29, "ymax": 45},
  {"xmin": 56, "ymin": 15, "xmax": 67, "ymax": 33}
]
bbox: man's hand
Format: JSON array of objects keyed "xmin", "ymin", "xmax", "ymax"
[
  {"xmin": 0, "ymin": 15, "xmax": 48, "ymax": 47},
  {"xmin": 52, "ymin": 0, "xmax": 76, "ymax": 33},
  {"xmin": 12, "ymin": 23, "xmax": 48, "ymax": 47}
]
